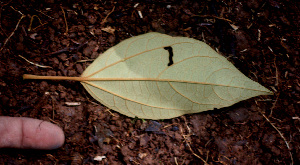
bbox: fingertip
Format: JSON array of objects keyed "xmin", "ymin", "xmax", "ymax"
[
  {"xmin": 0, "ymin": 117, "xmax": 65, "ymax": 150},
  {"xmin": 49, "ymin": 125, "xmax": 65, "ymax": 149},
  {"xmin": 40, "ymin": 121, "xmax": 65, "ymax": 150},
  {"xmin": 21, "ymin": 117, "xmax": 65, "ymax": 150}
]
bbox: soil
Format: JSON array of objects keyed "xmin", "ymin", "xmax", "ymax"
[{"xmin": 0, "ymin": 0, "xmax": 299, "ymax": 164}]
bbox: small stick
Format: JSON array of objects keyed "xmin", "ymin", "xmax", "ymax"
[
  {"xmin": 34, "ymin": 9, "xmax": 54, "ymax": 20},
  {"xmin": 60, "ymin": 6, "xmax": 68, "ymax": 34},
  {"xmin": 105, "ymin": 108, "xmax": 116, "ymax": 117},
  {"xmin": 269, "ymin": 93, "xmax": 280, "ymax": 117},
  {"xmin": 256, "ymin": 104, "xmax": 294, "ymax": 165},
  {"xmin": 76, "ymin": 59, "xmax": 95, "ymax": 63},
  {"xmin": 0, "ymin": 14, "xmax": 25, "ymax": 52},
  {"xmin": 19, "ymin": 55, "xmax": 52, "ymax": 68},
  {"xmin": 28, "ymin": 15, "xmax": 45, "ymax": 31},
  {"xmin": 45, "ymin": 47, "xmax": 69, "ymax": 55},
  {"xmin": 46, "ymin": 154, "xmax": 58, "ymax": 162},
  {"xmin": 10, "ymin": 6, "xmax": 23, "ymax": 15},
  {"xmin": 274, "ymin": 57, "xmax": 279, "ymax": 87},
  {"xmin": 180, "ymin": 123, "xmax": 209, "ymax": 165},
  {"xmin": 185, "ymin": 140, "xmax": 208, "ymax": 164},
  {"xmin": 101, "ymin": 6, "xmax": 115, "ymax": 24},
  {"xmin": 192, "ymin": 15, "xmax": 233, "ymax": 23},
  {"xmin": 174, "ymin": 157, "xmax": 179, "ymax": 165}
]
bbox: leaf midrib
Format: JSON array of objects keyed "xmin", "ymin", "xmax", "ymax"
[{"xmin": 23, "ymin": 74, "xmax": 271, "ymax": 93}]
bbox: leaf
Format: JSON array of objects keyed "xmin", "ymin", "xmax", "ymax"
[{"xmin": 24, "ymin": 32, "xmax": 273, "ymax": 119}]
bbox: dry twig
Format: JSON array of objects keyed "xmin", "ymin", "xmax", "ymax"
[
  {"xmin": 256, "ymin": 103, "xmax": 294, "ymax": 165},
  {"xmin": 60, "ymin": 6, "xmax": 68, "ymax": 34},
  {"xmin": 0, "ymin": 14, "xmax": 25, "ymax": 52},
  {"xmin": 269, "ymin": 93, "xmax": 280, "ymax": 117},
  {"xmin": 76, "ymin": 59, "xmax": 95, "ymax": 63},
  {"xmin": 274, "ymin": 57, "xmax": 279, "ymax": 87},
  {"xmin": 34, "ymin": 9, "xmax": 54, "ymax": 20},
  {"xmin": 28, "ymin": 15, "xmax": 47, "ymax": 31},
  {"xmin": 180, "ymin": 123, "xmax": 209, "ymax": 165},
  {"xmin": 185, "ymin": 142, "xmax": 208, "ymax": 165},
  {"xmin": 105, "ymin": 108, "xmax": 116, "ymax": 117},
  {"xmin": 174, "ymin": 157, "xmax": 179, "ymax": 165},
  {"xmin": 19, "ymin": 55, "xmax": 52, "ymax": 68},
  {"xmin": 192, "ymin": 15, "xmax": 233, "ymax": 23},
  {"xmin": 101, "ymin": 6, "xmax": 115, "ymax": 24},
  {"xmin": 46, "ymin": 154, "xmax": 58, "ymax": 162}
]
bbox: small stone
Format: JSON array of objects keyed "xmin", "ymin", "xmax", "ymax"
[
  {"xmin": 16, "ymin": 43, "xmax": 24, "ymax": 51},
  {"xmin": 138, "ymin": 153, "xmax": 147, "ymax": 159},
  {"xmin": 52, "ymin": 57, "xmax": 59, "ymax": 66},
  {"xmin": 262, "ymin": 134, "xmax": 276, "ymax": 146},
  {"xmin": 171, "ymin": 126, "xmax": 179, "ymax": 131},
  {"xmin": 39, "ymin": 81, "xmax": 48, "ymax": 91},
  {"xmin": 139, "ymin": 134, "xmax": 150, "ymax": 146},
  {"xmin": 145, "ymin": 121, "xmax": 161, "ymax": 132},
  {"xmin": 88, "ymin": 14, "xmax": 97, "ymax": 24},
  {"xmin": 68, "ymin": 70, "xmax": 77, "ymax": 76},
  {"xmin": 109, "ymin": 125, "xmax": 118, "ymax": 132},
  {"xmin": 76, "ymin": 64, "xmax": 83, "ymax": 74},
  {"xmin": 61, "ymin": 39, "xmax": 69, "ymax": 46},
  {"xmin": 228, "ymin": 107, "xmax": 249, "ymax": 122},
  {"xmin": 78, "ymin": 25, "xmax": 85, "ymax": 31},
  {"xmin": 58, "ymin": 53, "xmax": 68, "ymax": 61},
  {"xmin": 174, "ymin": 132, "xmax": 182, "ymax": 142},
  {"xmin": 47, "ymin": 70, "xmax": 56, "ymax": 76},
  {"xmin": 108, "ymin": 35, "xmax": 115, "ymax": 43}
]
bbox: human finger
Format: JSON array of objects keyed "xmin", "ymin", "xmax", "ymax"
[{"xmin": 0, "ymin": 117, "xmax": 65, "ymax": 149}]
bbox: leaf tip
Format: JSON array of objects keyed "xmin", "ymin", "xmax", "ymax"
[{"xmin": 267, "ymin": 90, "xmax": 274, "ymax": 95}]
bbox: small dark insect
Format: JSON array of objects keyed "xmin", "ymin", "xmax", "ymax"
[{"xmin": 164, "ymin": 46, "xmax": 174, "ymax": 66}]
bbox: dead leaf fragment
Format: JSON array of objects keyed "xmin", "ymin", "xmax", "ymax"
[
  {"xmin": 94, "ymin": 156, "xmax": 106, "ymax": 161},
  {"xmin": 138, "ymin": 153, "xmax": 148, "ymax": 159},
  {"xmin": 101, "ymin": 26, "xmax": 115, "ymax": 34},
  {"xmin": 65, "ymin": 102, "xmax": 81, "ymax": 106}
]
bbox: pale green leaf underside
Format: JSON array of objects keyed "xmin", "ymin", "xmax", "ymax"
[{"xmin": 81, "ymin": 32, "xmax": 272, "ymax": 119}]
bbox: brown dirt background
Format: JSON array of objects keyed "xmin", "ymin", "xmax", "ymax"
[{"xmin": 0, "ymin": 0, "xmax": 299, "ymax": 164}]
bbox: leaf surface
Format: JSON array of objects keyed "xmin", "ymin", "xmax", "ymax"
[{"xmin": 79, "ymin": 32, "xmax": 272, "ymax": 119}]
